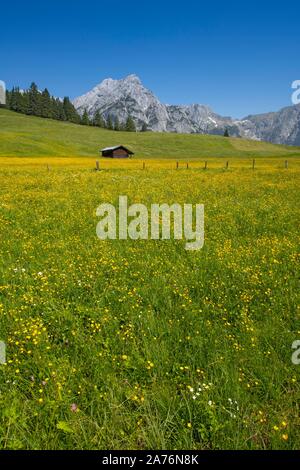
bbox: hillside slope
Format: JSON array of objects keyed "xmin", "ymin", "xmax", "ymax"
[{"xmin": 1, "ymin": 108, "xmax": 300, "ymax": 159}]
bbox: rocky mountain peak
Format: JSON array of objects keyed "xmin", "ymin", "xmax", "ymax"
[
  {"xmin": 123, "ymin": 74, "xmax": 142, "ymax": 84},
  {"xmin": 72, "ymin": 75, "xmax": 300, "ymax": 145}
]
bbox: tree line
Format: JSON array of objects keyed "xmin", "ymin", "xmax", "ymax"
[{"xmin": 5, "ymin": 82, "xmax": 141, "ymax": 132}]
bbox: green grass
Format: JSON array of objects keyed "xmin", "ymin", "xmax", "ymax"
[
  {"xmin": 1, "ymin": 108, "xmax": 300, "ymax": 158},
  {"xmin": 0, "ymin": 162, "xmax": 299, "ymax": 449},
  {"xmin": 0, "ymin": 108, "xmax": 299, "ymax": 449}
]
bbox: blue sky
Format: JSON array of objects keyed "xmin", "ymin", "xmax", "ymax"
[{"xmin": 1, "ymin": 0, "xmax": 299, "ymax": 118}]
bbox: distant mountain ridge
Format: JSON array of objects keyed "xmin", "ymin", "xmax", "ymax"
[{"xmin": 73, "ymin": 75, "xmax": 300, "ymax": 145}]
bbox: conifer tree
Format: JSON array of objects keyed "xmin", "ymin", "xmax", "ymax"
[
  {"xmin": 9, "ymin": 87, "xmax": 18, "ymax": 111},
  {"xmin": 81, "ymin": 108, "xmax": 90, "ymax": 126},
  {"xmin": 63, "ymin": 97, "xmax": 80, "ymax": 123},
  {"xmin": 106, "ymin": 114, "xmax": 113, "ymax": 130},
  {"xmin": 41, "ymin": 88, "xmax": 52, "ymax": 118},
  {"xmin": 6, "ymin": 83, "xmax": 81, "ymax": 125},
  {"xmin": 93, "ymin": 110, "xmax": 105, "ymax": 127},
  {"xmin": 56, "ymin": 99, "xmax": 66, "ymax": 121},
  {"xmin": 28, "ymin": 82, "xmax": 41, "ymax": 116},
  {"xmin": 125, "ymin": 115, "xmax": 136, "ymax": 132},
  {"xmin": 5, "ymin": 90, "xmax": 11, "ymax": 108},
  {"xmin": 114, "ymin": 116, "xmax": 120, "ymax": 131},
  {"xmin": 19, "ymin": 91, "xmax": 29, "ymax": 114}
]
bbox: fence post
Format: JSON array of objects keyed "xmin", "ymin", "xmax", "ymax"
[
  {"xmin": 95, "ymin": 160, "xmax": 100, "ymax": 171},
  {"xmin": 226, "ymin": 161, "xmax": 229, "ymax": 169},
  {"xmin": 285, "ymin": 160, "xmax": 288, "ymax": 169},
  {"xmin": 204, "ymin": 161, "xmax": 207, "ymax": 170},
  {"xmin": 143, "ymin": 162, "xmax": 145, "ymax": 170},
  {"xmin": 186, "ymin": 162, "xmax": 189, "ymax": 169},
  {"xmin": 176, "ymin": 161, "xmax": 179, "ymax": 169},
  {"xmin": 252, "ymin": 159, "xmax": 255, "ymax": 170}
]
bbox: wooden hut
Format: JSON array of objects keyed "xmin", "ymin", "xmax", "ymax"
[{"xmin": 100, "ymin": 145, "xmax": 134, "ymax": 158}]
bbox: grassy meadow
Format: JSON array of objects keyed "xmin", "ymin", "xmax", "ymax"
[
  {"xmin": 1, "ymin": 108, "xmax": 300, "ymax": 159},
  {"xmin": 0, "ymin": 110, "xmax": 300, "ymax": 450}
]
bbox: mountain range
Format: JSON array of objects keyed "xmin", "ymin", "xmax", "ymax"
[{"xmin": 73, "ymin": 75, "xmax": 300, "ymax": 145}]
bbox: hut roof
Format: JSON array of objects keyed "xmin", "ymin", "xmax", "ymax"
[{"xmin": 101, "ymin": 145, "xmax": 134, "ymax": 154}]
